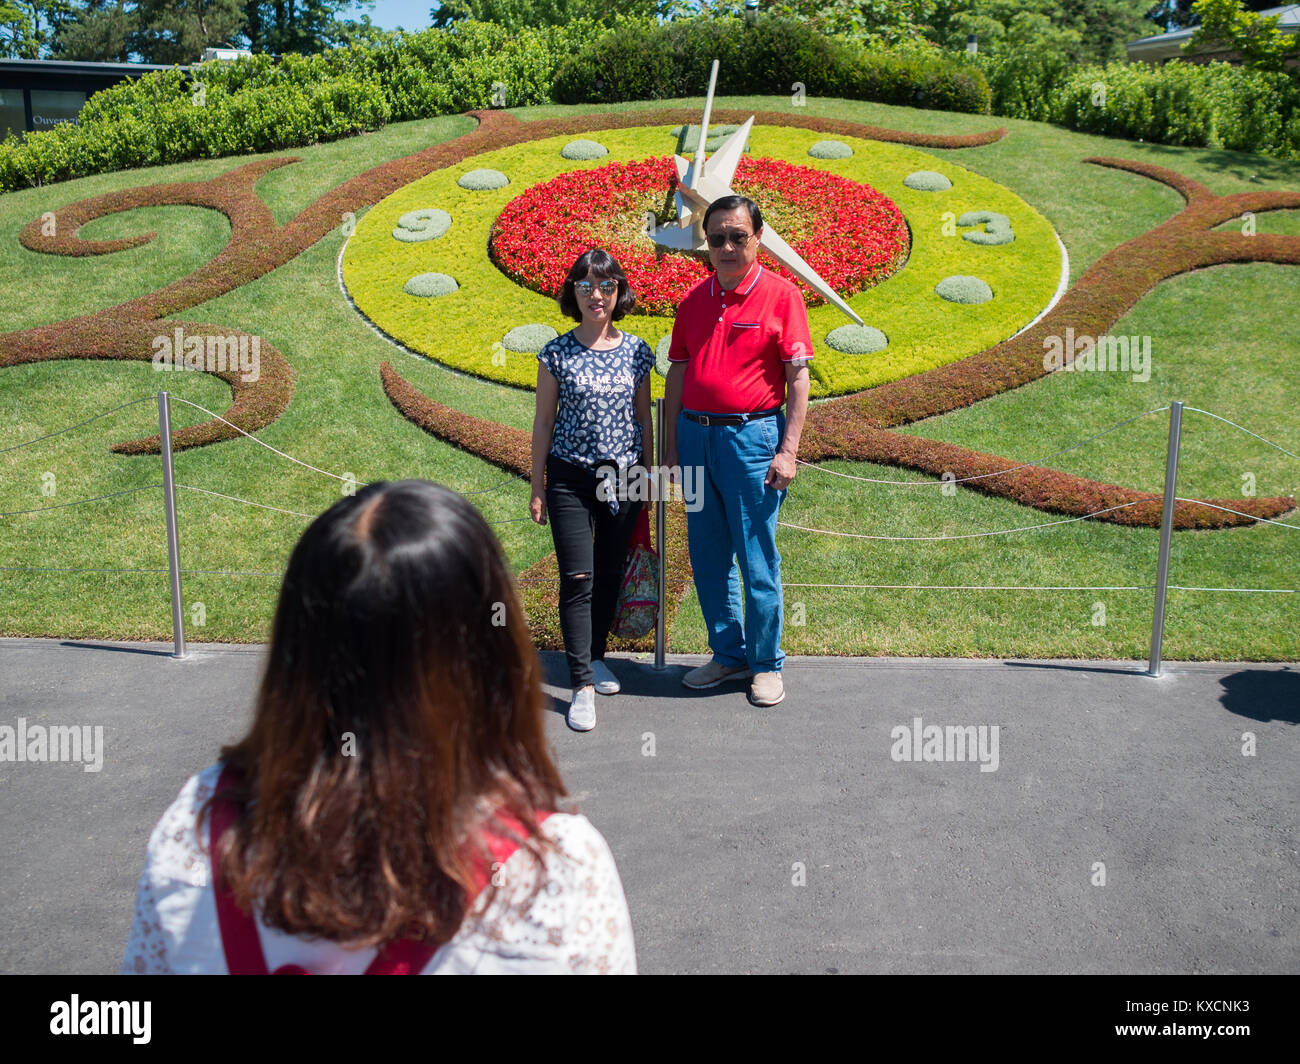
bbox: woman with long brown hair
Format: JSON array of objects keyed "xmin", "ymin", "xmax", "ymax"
[{"xmin": 122, "ymin": 480, "xmax": 635, "ymax": 974}]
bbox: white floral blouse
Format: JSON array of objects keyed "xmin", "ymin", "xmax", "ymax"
[{"xmin": 121, "ymin": 763, "xmax": 637, "ymax": 975}]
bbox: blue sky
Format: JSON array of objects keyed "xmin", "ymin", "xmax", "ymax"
[{"xmin": 342, "ymin": 1, "xmax": 441, "ymax": 32}]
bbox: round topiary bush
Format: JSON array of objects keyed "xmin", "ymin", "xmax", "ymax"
[
  {"xmin": 809, "ymin": 140, "xmax": 853, "ymax": 159},
  {"xmin": 672, "ymin": 124, "xmax": 746, "ymax": 153},
  {"xmin": 403, "ymin": 272, "xmax": 459, "ymax": 297},
  {"xmin": 458, "ymin": 168, "xmax": 509, "ymax": 190},
  {"xmin": 935, "ymin": 275, "xmax": 993, "ymax": 304},
  {"xmin": 904, "ymin": 170, "xmax": 953, "ymax": 191},
  {"xmin": 825, "ymin": 324, "xmax": 888, "ymax": 354},
  {"xmin": 655, "ymin": 335, "xmax": 672, "ymax": 377},
  {"xmin": 561, "ymin": 139, "xmax": 609, "ymax": 160},
  {"xmin": 503, "ymin": 323, "xmax": 559, "ymax": 352}
]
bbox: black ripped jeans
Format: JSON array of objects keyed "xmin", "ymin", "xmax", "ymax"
[{"xmin": 545, "ymin": 454, "xmax": 644, "ymax": 690}]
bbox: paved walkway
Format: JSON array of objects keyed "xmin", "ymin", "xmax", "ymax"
[{"xmin": 0, "ymin": 637, "xmax": 1296, "ymax": 974}]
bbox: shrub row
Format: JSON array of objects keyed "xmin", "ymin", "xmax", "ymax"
[
  {"xmin": 0, "ymin": 19, "xmax": 609, "ymax": 190},
  {"xmin": 0, "ymin": 16, "xmax": 990, "ymax": 192},
  {"xmin": 3, "ymin": 15, "xmax": 1296, "ymax": 192},
  {"xmin": 552, "ymin": 17, "xmax": 991, "ymax": 115},
  {"xmin": 978, "ymin": 49, "xmax": 1300, "ymax": 161}
]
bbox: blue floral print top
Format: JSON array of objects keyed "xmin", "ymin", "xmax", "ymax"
[{"xmin": 538, "ymin": 329, "xmax": 655, "ymax": 474}]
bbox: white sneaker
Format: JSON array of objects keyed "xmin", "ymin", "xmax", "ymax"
[
  {"xmin": 567, "ymin": 686, "xmax": 596, "ymax": 731},
  {"xmin": 591, "ymin": 659, "xmax": 620, "ymax": 695}
]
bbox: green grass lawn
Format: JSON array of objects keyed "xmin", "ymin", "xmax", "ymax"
[{"xmin": 1, "ymin": 97, "xmax": 1296, "ymax": 659}]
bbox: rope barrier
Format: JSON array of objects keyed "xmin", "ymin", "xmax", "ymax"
[
  {"xmin": 783, "ymin": 581, "xmax": 1294, "ymax": 594},
  {"xmin": 176, "ymin": 484, "xmax": 315, "ymax": 520},
  {"xmin": 0, "ymin": 484, "xmax": 161, "ymax": 518},
  {"xmin": 1168, "ymin": 584, "xmax": 1295, "ymax": 593},
  {"xmin": 0, "ymin": 396, "xmax": 155, "ymax": 455},
  {"xmin": 0, "ymin": 565, "xmax": 170, "ymax": 574},
  {"xmin": 167, "ymin": 397, "xmax": 354, "ymax": 482},
  {"xmin": 795, "ymin": 406, "xmax": 1172, "ymax": 486},
  {"xmin": 166, "ymin": 396, "xmax": 533, "ymax": 500},
  {"xmin": 1172, "ymin": 498, "xmax": 1300, "ymax": 531},
  {"xmin": 0, "ymin": 565, "xmax": 283, "ymax": 576},
  {"xmin": 1184, "ymin": 408, "xmax": 1300, "ymax": 462},
  {"xmin": 778, "ymin": 501, "xmax": 1141, "ymax": 541},
  {"xmin": 179, "ymin": 568, "xmax": 283, "ymax": 576},
  {"xmin": 784, "ymin": 582, "xmax": 1155, "ymax": 591},
  {"xmin": 1, "ymin": 394, "xmax": 1293, "ymax": 665},
  {"xmin": 461, "ymin": 471, "xmax": 531, "ymax": 496}
]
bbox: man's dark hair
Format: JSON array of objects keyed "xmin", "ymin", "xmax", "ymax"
[
  {"xmin": 557, "ymin": 248, "xmax": 637, "ymax": 322},
  {"xmin": 702, "ymin": 195, "xmax": 763, "ymax": 235}
]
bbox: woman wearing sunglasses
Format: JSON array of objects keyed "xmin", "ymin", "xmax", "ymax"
[{"xmin": 530, "ymin": 249, "xmax": 655, "ymax": 732}]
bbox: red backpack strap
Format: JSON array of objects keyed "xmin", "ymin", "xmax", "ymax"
[
  {"xmin": 470, "ymin": 809, "xmax": 556, "ymax": 892},
  {"xmin": 209, "ymin": 763, "xmax": 271, "ymax": 976}
]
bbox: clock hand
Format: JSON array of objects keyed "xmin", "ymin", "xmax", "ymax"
[
  {"xmin": 755, "ymin": 225, "xmax": 865, "ymax": 326},
  {"xmin": 649, "ymin": 62, "xmax": 865, "ymax": 324}
]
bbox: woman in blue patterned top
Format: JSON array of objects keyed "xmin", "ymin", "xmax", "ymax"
[{"xmin": 530, "ymin": 249, "xmax": 655, "ymax": 732}]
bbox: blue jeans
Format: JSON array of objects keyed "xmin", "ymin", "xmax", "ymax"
[{"xmin": 677, "ymin": 410, "xmax": 786, "ymax": 674}]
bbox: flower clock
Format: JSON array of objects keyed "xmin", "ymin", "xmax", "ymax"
[{"xmin": 340, "ymin": 119, "xmax": 1067, "ymax": 398}]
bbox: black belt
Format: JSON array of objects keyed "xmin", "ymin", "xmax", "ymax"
[{"xmin": 683, "ymin": 406, "xmax": 782, "ymax": 427}]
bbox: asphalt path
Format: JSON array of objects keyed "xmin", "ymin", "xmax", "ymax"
[{"xmin": 1, "ymin": 637, "xmax": 1296, "ymax": 974}]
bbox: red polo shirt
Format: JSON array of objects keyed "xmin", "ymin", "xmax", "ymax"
[{"xmin": 667, "ymin": 261, "xmax": 814, "ymax": 413}]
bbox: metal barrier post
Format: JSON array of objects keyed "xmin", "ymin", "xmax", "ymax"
[
  {"xmin": 158, "ymin": 391, "xmax": 186, "ymax": 659},
  {"xmin": 1148, "ymin": 400, "xmax": 1183, "ymax": 677},
  {"xmin": 654, "ymin": 397, "xmax": 666, "ymax": 670}
]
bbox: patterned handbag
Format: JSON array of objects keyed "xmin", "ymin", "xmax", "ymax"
[{"xmin": 611, "ymin": 504, "xmax": 659, "ymax": 640}]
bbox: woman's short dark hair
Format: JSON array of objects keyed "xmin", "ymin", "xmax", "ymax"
[
  {"xmin": 702, "ymin": 195, "xmax": 763, "ymax": 235},
  {"xmin": 204, "ymin": 479, "xmax": 566, "ymax": 948},
  {"xmin": 558, "ymin": 248, "xmax": 637, "ymax": 322}
]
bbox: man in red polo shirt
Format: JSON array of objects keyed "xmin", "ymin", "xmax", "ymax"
[{"xmin": 663, "ymin": 194, "xmax": 813, "ymax": 708}]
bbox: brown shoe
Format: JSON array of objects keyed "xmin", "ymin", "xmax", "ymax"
[
  {"xmin": 682, "ymin": 660, "xmax": 752, "ymax": 689},
  {"xmin": 749, "ymin": 672, "xmax": 785, "ymax": 707}
]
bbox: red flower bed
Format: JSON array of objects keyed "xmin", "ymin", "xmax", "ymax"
[{"xmin": 489, "ymin": 155, "xmax": 910, "ymax": 314}]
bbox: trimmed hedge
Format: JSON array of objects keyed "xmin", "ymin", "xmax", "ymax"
[
  {"xmin": 553, "ymin": 16, "xmax": 991, "ymax": 115},
  {"xmin": 0, "ymin": 14, "xmax": 996, "ymax": 192},
  {"xmin": 978, "ymin": 49, "xmax": 1300, "ymax": 162},
  {"xmin": 0, "ymin": 20, "xmax": 609, "ymax": 191}
]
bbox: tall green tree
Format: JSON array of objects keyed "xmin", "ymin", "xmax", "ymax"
[
  {"xmin": 1147, "ymin": 0, "xmax": 1277, "ymax": 30},
  {"xmin": 429, "ymin": 0, "xmax": 660, "ymax": 31},
  {"xmin": 1, "ymin": 0, "xmax": 75, "ymax": 57},
  {"xmin": 925, "ymin": 1, "xmax": 1157, "ymax": 63},
  {"xmin": 129, "ymin": 0, "xmax": 244, "ymax": 62},
  {"xmin": 329, "ymin": 11, "xmax": 396, "ymax": 48},
  {"xmin": 1186, "ymin": 0, "xmax": 1300, "ymax": 72},
  {"xmin": 53, "ymin": 0, "xmax": 135, "ymax": 60},
  {"xmin": 762, "ymin": 0, "xmax": 937, "ymax": 44},
  {"xmin": 239, "ymin": 0, "xmax": 375, "ymax": 54}
]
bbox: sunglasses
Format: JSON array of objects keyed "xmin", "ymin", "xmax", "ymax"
[
  {"xmin": 575, "ymin": 280, "xmax": 619, "ymax": 296},
  {"xmin": 706, "ymin": 230, "xmax": 754, "ymax": 249}
]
